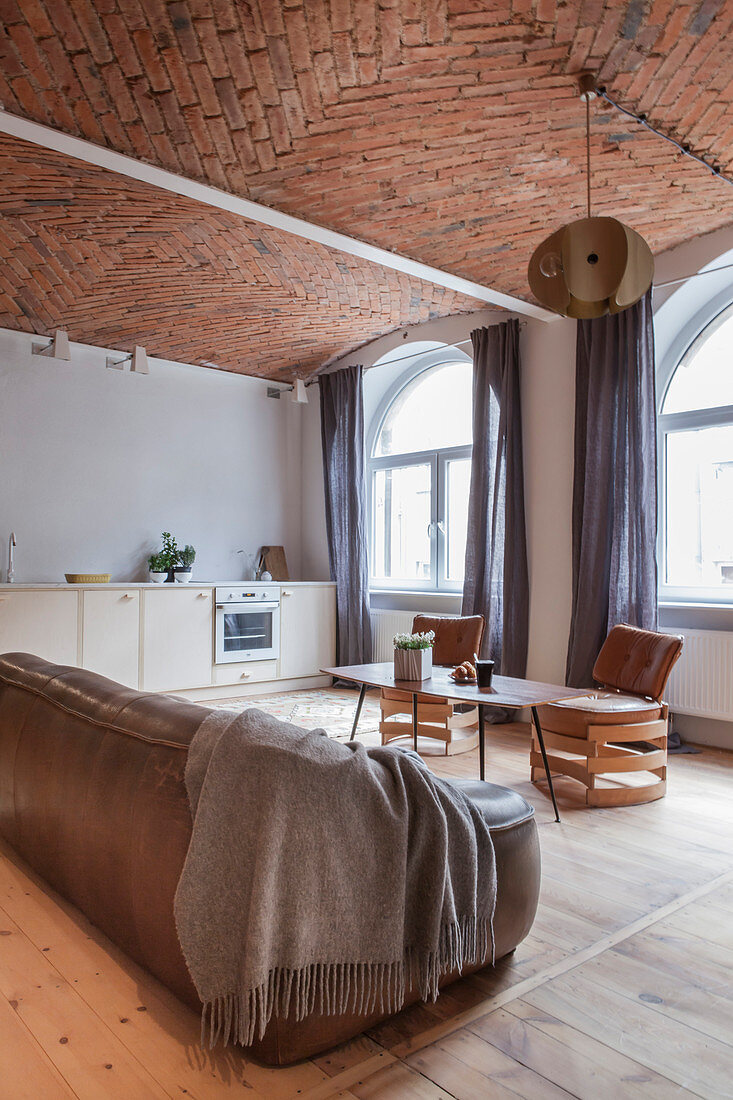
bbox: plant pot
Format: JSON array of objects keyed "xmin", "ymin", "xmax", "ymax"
[
  {"xmin": 174, "ymin": 568, "xmax": 192, "ymax": 584},
  {"xmin": 149, "ymin": 571, "xmax": 167, "ymax": 584},
  {"xmin": 394, "ymin": 647, "xmax": 432, "ymax": 681}
]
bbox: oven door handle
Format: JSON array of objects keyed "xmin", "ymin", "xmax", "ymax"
[{"xmin": 216, "ymin": 602, "xmax": 280, "ymax": 611}]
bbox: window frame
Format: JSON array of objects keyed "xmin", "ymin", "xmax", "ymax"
[
  {"xmin": 658, "ymin": 293, "xmax": 733, "ymax": 604},
  {"xmin": 366, "ymin": 353, "xmax": 473, "ymax": 595}
]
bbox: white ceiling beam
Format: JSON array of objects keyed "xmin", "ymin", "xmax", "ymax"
[{"xmin": 0, "ymin": 107, "xmax": 555, "ymax": 322}]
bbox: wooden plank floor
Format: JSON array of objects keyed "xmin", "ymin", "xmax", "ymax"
[{"xmin": 1, "ymin": 691, "xmax": 732, "ymax": 1099}]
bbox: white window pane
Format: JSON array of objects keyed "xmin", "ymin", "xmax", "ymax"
[
  {"xmin": 445, "ymin": 457, "xmax": 471, "ymax": 584},
  {"xmin": 663, "ymin": 303, "xmax": 733, "ymax": 414},
  {"xmin": 375, "ymin": 362, "xmax": 472, "ymax": 456},
  {"xmin": 372, "ymin": 465, "xmax": 432, "ymax": 584},
  {"xmin": 666, "ymin": 424, "xmax": 733, "ymax": 586}
]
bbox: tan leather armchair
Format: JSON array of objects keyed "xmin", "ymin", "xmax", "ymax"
[
  {"xmin": 534, "ymin": 624, "xmax": 684, "ymax": 807},
  {"xmin": 380, "ymin": 614, "xmax": 485, "ymax": 755}
]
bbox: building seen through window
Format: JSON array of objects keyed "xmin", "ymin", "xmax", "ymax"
[
  {"xmin": 369, "ymin": 361, "xmax": 472, "ymax": 592},
  {"xmin": 661, "ymin": 301, "xmax": 733, "ymax": 592}
]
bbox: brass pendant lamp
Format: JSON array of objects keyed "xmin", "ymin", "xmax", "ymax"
[{"xmin": 528, "ymin": 76, "xmax": 654, "ymax": 318}]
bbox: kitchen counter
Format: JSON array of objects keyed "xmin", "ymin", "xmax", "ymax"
[
  {"xmin": 0, "ymin": 580, "xmax": 335, "ymax": 589},
  {"xmin": 0, "ymin": 581, "xmax": 336, "ymax": 700}
]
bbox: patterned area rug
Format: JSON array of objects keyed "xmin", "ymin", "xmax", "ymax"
[{"xmin": 212, "ymin": 687, "xmax": 383, "ymax": 741}]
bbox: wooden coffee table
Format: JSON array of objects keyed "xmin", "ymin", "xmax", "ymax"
[{"xmin": 322, "ymin": 662, "xmax": 588, "ymax": 822}]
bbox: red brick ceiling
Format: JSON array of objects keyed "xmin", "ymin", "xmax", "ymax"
[
  {"xmin": 1, "ymin": 0, "xmax": 732, "ymax": 376},
  {"xmin": 0, "ymin": 132, "xmax": 483, "ymax": 378}
]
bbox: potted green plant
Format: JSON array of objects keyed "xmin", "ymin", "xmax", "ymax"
[
  {"xmin": 147, "ymin": 532, "xmax": 179, "ymax": 583},
  {"xmin": 393, "ymin": 630, "xmax": 435, "ymax": 681},
  {"xmin": 159, "ymin": 531, "xmax": 179, "ymax": 583},
  {"xmin": 175, "ymin": 544, "xmax": 196, "ymax": 583},
  {"xmin": 147, "ymin": 551, "xmax": 168, "ymax": 584}
]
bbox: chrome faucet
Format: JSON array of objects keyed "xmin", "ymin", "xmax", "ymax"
[{"xmin": 7, "ymin": 532, "xmax": 16, "ymax": 583}]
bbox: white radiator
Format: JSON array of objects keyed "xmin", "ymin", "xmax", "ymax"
[
  {"xmin": 370, "ymin": 609, "xmax": 414, "ymax": 661},
  {"xmin": 663, "ymin": 628, "xmax": 733, "ymax": 721}
]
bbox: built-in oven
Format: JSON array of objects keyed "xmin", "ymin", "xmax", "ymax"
[{"xmin": 214, "ymin": 586, "xmax": 280, "ymax": 664}]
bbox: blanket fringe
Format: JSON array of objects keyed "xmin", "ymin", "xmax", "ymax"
[{"xmin": 202, "ymin": 914, "xmax": 494, "ymax": 1048}]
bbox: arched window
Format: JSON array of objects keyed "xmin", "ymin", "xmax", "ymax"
[
  {"xmin": 660, "ymin": 300, "xmax": 733, "ymax": 595},
  {"xmin": 368, "ymin": 360, "xmax": 472, "ymax": 591}
]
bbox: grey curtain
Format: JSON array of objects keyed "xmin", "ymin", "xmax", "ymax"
[
  {"xmin": 565, "ymin": 292, "xmax": 658, "ymax": 687},
  {"xmin": 319, "ymin": 366, "xmax": 372, "ymax": 666},
  {"xmin": 462, "ymin": 320, "xmax": 529, "ymax": 678}
]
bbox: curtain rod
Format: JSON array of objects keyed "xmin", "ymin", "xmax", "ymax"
[
  {"xmin": 304, "ymin": 337, "xmax": 471, "ymax": 386},
  {"xmin": 307, "ymin": 322, "xmax": 529, "ymax": 385},
  {"xmin": 653, "ymin": 260, "xmax": 733, "ymax": 290},
  {"xmin": 303, "ymin": 256, "xmax": 733, "ymax": 387}
]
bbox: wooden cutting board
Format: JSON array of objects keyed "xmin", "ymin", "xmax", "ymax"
[{"xmin": 258, "ymin": 545, "xmax": 289, "ymax": 580}]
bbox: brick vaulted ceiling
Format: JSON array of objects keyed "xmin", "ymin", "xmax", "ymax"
[
  {"xmin": 1, "ymin": 0, "xmax": 733, "ymax": 378},
  {"xmin": 0, "ymin": 132, "xmax": 483, "ymax": 378}
]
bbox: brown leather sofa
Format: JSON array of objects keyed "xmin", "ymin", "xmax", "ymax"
[{"xmin": 0, "ymin": 652, "xmax": 541, "ymax": 1065}]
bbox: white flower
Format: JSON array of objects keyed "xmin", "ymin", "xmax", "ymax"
[{"xmin": 393, "ymin": 630, "xmax": 435, "ymax": 650}]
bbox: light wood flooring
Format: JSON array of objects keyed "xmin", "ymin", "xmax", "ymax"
[{"xmin": 1, "ymin": 691, "xmax": 732, "ymax": 1099}]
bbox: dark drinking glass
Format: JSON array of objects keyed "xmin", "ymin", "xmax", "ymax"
[{"xmin": 476, "ymin": 659, "xmax": 495, "ymax": 688}]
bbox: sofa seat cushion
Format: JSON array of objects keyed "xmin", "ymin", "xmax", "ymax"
[
  {"xmin": 448, "ymin": 779, "xmax": 535, "ymax": 831},
  {"xmin": 538, "ymin": 692, "xmax": 662, "ymax": 739}
]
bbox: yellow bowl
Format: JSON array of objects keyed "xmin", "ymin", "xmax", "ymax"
[{"xmin": 65, "ymin": 573, "xmax": 111, "ymax": 584}]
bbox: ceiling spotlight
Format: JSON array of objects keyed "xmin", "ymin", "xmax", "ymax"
[
  {"xmin": 528, "ymin": 75, "xmax": 653, "ymax": 318},
  {"xmin": 130, "ymin": 346, "xmax": 149, "ymax": 374},
  {"xmin": 32, "ymin": 330, "xmax": 71, "ymax": 360},
  {"xmin": 291, "ymin": 379, "xmax": 308, "ymax": 404},
  {"xmin": 106, "ymin": 345, "xmax": 149, "ymax": 373}
]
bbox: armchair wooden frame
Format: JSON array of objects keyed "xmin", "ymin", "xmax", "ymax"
[
  {"xmin": 532, "ymin": 624, "xmax": 683, "ymax": 808},
  {"xmin": 531, "ymin": 705, "xmax": 670, "ymax": 808},
  {"xmin": 378, "ymin": 613, "xmax": 485, "ymax": 757},
  {"xmin": 380, "ymin": 694, "xmax": 480, "ymax": 756}
]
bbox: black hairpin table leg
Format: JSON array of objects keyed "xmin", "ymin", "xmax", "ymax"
[
  {"xmin": 350, "ymin": 683, "xmax": 366, "ymax": 739},
  {"xmin": 531, "ymin": 705, "xmax": 561, "ymax": 823},
  {"xmin": 412, "ymin": 693, "xmax": 418, "ymax": 753},
  {"xmin": 478, "ymin": 704, "xmax": 485, "ymax": 781}
]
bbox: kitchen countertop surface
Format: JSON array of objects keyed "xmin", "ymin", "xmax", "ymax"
[{"xmin": 0, "ymin": 580, "xmax": 335, "ymax": 589}]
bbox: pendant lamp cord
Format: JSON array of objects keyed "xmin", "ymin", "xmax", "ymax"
[
  {"xmin": 585, "ymin": 94, "xmax": 591, "ymax": 218},
  {"xmin": 597, "ymin": 86, "xmax": 733, "ymax": 189}
]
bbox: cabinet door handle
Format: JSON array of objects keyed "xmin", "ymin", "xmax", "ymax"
[
  {"xmin": 197, "ymin": 592, "xmax": 209, "ymax": 599},
  {"xmin": 282, "ymin": 590, "xmax": 293, "ymax": 596},
  {"xmin": 240, "ymin": 672, "xmax": 251, "ymax": 679},
  {"xmin": 122, "ymin": 593, "xmax": 135, "ymax": 600}
]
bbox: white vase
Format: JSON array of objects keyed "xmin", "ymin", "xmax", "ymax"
[
  {"xmin": 174, "ymin": 569, "xmax": 192, "ymax": 583},
  {"xmin": 394, "ymin": 647, "xmax": 432, "ymax": 681},
  {"xmin": 149, "ymin": 571, "xmax": 167, "ymax": 584}
]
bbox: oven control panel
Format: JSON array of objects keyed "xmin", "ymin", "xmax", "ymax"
[{"xmin": 215, "ymin": 585, "xmax": 280, "ymax": 605}]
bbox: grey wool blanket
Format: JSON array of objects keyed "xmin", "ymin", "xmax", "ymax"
[{"xmin": 174, "ymin": 708, "xmax": 497, "ymax": 1047}]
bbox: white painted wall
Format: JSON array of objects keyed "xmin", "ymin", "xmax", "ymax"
[
  {"xmin": 0, "ymin": 327, "xmax": 305, "ymax": 583},
  {"xmin": 521, "ymin": 316, "xmax": 575, "ymax": 684},
  {"xmin": 300, "ymin": 393, "xmax": 330, "ymax": 581}
]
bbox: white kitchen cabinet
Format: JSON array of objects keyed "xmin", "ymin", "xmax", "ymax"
[
  {"xmin": 279, "ymin": 585, "xmax": 336, "ymax": 679},
  {"xmin": 82, "ymin": 589, "xmax": 140, "ymax": 688},
  {"xmin": 212, "ymin": 659, "xmax": 278, "ymax": 687},
  {"xmin": 0, "ymin": 590, "xmax": 79, "ymax": 665},
  {"xmin": 142, "ymin": 587, "xmax": 213, "ymax": 691}
]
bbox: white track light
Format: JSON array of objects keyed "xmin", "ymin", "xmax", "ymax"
[{"xmin": 32, "ymin": 330, "xmax": 71, "ymax": 360}]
